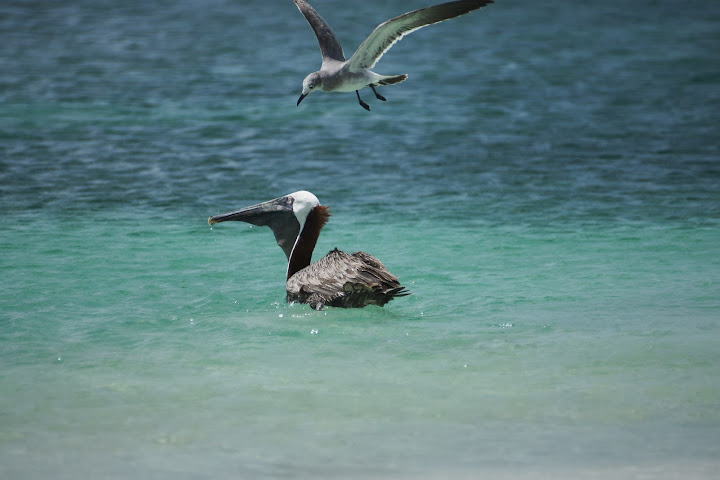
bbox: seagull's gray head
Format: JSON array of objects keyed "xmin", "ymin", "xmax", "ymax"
[{"xmin": 297, "ymin": 72, "xmax": 322, "ymax": 106}]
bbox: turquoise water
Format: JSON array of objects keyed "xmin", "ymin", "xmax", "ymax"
[{"xmin": 2, "ymin": 0, "xmax": 719, "ymax": 478}]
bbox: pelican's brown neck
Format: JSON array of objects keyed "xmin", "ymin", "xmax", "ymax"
[{"xmin": 287, "ymin": 205, "xmax": 331, "ymax": 280}]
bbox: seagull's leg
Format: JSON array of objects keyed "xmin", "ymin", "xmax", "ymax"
[
  {"xmin": 356, "ymin": 90, "xmax": 370, "ymax": 111},
  {"xmin": 370, "ymin": 84, "xmax": 386, "ymax": 101}
]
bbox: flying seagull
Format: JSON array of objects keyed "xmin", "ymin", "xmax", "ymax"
[{"xmin": 293, "ymin": 0, "xmax": 494, "ymax": 110}]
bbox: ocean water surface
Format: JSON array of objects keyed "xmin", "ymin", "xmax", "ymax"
[{"xmin": 2, "ymin": 0, "xmax": 719, "ymax": 478}]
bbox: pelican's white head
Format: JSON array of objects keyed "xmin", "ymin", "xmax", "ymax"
[
  {"xmin": 297, "ymin": 72, "xmax": 322, "ymax": 106},
  {"xmin": 289, "ymin": 190, "xmax": 320, "ymax": 230}
]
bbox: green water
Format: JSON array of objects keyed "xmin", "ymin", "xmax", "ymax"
[{"xmin": 2, "ymin": 0, "xmax": 720, "ymax": 478}]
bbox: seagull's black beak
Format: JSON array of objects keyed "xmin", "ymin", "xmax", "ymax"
[
  {"xmin": 297, "ymin": 93, "xmax": 307, "ymax": 106},
  {"xmin": 208, "ymin": 196, "xmax": 293, "ymax": 226}
]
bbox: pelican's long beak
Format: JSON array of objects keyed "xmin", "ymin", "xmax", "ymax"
[
  {"xmin": 208, "ymin": 196, "xmax": 293, "ymax": 226},
  {"xmin": 297, "ymin": 93, "xmax": 307, "ymax": 106}
]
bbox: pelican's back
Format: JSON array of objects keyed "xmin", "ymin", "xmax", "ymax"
[{"xmin": 286, "ymin": 248, "xmax": 409, "ymax": 310}]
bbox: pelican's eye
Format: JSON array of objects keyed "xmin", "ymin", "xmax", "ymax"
[{"xmin": 309, "ymin": 84, "xmax": 315, "ymax": 89}]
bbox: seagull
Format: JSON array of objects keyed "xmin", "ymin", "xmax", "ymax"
[{"xmin": 293, "ymin": 0, "xmax": 494, "ymax": 110}]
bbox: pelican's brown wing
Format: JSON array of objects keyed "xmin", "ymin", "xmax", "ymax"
[{"xmin": 286, "ymin": 248, "xmax": 409, "ymax": 310}]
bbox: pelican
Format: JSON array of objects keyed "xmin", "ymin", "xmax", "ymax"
[
  {"xmin": 293, "ymin": 0, "xmax": 495, "ymax": 110},
  {"xmin": 209, "ymin": 191, "xmax": 409, "ymax": 310}
]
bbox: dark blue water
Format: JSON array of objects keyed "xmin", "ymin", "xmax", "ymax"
[{"xmin": 2, "ymin": 1, "xmax": 719, "ymax": 478}]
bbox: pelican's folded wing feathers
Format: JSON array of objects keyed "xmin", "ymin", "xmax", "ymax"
[{"xmin": 287, "ymin": 249, "xmax": 408, "ymax": 309}]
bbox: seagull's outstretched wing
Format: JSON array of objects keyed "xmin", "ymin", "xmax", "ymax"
[
  {"xmin": 293, "ymin": 0, "xmax": 346, "ymax": 63},
  {"xmin": 346, "ymin": 0, "xmax": 493, "ymax": 70}
]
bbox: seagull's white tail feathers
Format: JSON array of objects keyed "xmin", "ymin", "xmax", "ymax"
[{"xmin": 377, "ymin": 74, "xmax": 408, "ymax": 86}]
